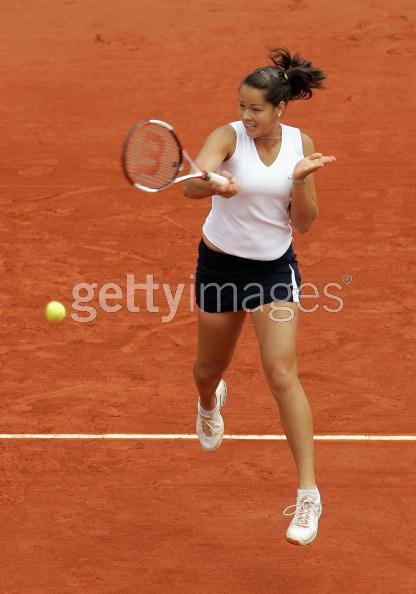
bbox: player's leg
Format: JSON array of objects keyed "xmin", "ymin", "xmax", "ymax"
[
  {"xmin": 250, "ymin": 302, "xmax": 316, "ymax": 488},
  {"xmin": 251, "ymin": 301, "xmax": 322, "ymax": 545},
  {"xmin": 193, "ymin": 308, "xmax": 247, "ymax": 411}
]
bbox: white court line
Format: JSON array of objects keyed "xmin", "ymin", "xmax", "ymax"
[{"xmin": 0, "ymin": 434, "xmax": 415, "ymax": 441}]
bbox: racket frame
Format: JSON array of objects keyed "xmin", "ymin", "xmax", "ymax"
[{"xmin": 121, "ymin": 119, "xmax": 228, "ymax": 193}]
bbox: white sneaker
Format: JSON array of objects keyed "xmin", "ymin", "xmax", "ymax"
[
  {"xmin": 196, "ymin": 379, "xmax": 227, "ymax": 452},
  {"xmin": 284, "ymin": 492, "xmax": 322, "ymax": 545}
]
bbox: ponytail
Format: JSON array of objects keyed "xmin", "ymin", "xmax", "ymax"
[
  {"xmin": 242, "ymin": 47, "xmax": 326, "ymax": 105},
  {"xmin": 270, "ymin": 47, "xmax": 326, "ymax": 100}
]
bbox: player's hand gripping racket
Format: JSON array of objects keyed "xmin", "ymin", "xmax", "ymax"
[{"xmin": 121, "ymin": 119, "xmax": 228, "ymax": 193}]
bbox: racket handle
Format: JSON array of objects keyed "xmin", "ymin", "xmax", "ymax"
[{"xmin": 206, "ymin": 171, "xmax": 229, "ymax": 188}]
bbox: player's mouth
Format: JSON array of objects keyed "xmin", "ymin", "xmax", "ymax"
[{"xmin": 244, "ymin": 123, "xmax": 257, "ymax": 131}]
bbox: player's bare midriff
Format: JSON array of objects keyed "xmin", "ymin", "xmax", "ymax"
[{"xmin": 202, "ymin": 233, "xmax": 228, "ymax": 253}]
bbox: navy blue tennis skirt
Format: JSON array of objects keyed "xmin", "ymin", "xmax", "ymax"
[{"xmin": 195, "ymin": 239, "xmax": 302, "ymax": 313}]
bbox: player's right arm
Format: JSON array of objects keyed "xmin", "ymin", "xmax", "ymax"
[{"xmin": 183, "ymin": 125, "xmax": 240, "ymax": 199}]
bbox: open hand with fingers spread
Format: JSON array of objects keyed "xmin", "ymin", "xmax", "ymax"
[
  {"xmin": 292, "ymin": 153, "xmax": 336, "ymax": 182},
  {"xmin": 210, "ymin": 169, "xmax": 240, "ymax": 198}
]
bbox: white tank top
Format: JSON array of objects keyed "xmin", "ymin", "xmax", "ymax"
[{"xmin": 202, "ymin": 120, "xmax": 304, "ymax": 260}]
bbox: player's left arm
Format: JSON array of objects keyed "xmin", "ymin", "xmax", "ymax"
[{"xmin": 289, "ymin": 132, "xmax": 336, "ymax": 234}]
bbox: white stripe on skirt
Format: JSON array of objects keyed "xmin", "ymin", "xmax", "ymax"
[{"xmin": 289, "ymin": 264, "xmax": 300, "ymax": 303}]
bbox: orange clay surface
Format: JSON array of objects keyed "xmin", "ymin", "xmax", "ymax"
[{"xmin": 1, "ymin": 0, "xmax": 415, "ymax": 592}]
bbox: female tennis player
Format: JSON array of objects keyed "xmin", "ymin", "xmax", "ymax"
[{"xmin": 183, "ymin": 48, "xmax": 335, "ymax": 546}]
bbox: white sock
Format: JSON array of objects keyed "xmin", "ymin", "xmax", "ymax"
[
  {"xmin": 297, "ymin": 487, "xmax": 320, "ymax": 500},
  {"xmin": 198, "ymin": 402, "xmax": 217, "ymax": 417}
]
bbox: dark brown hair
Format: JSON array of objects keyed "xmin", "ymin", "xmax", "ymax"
[{"xmin": 241, "ymin": 48, "xmax": 326, "ymax": 105}]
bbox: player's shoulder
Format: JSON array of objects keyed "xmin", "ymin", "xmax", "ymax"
[
  {"xmin": 283, "ymin": 124, "xmax": 313, "ymax": 142},
  {"xmin": 282, "ymin": 123, "xmax": 314, "ymax": 152},
  {"xmin": 299, "ymin": 130, "xmax": 313, "ymax": 143},
  {"xmin": 209, "ymin": 123, "xmax": 237, "ymax": 141},
  {"xmin": 205, "ymin": 124, "xmax": 236, "ymax": 157},
  {"xmin": 299, "ymin": 130, "xmax": 315, "ymax": 154}
]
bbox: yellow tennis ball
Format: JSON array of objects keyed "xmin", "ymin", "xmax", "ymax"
[{"xmin": 45, "ymin": 300, "xmax": 66, "ymax": 322}]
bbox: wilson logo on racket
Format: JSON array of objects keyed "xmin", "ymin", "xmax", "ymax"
[
  {"xmin": 137, "ymin": 131, "xmax": 165, "ymax": 177},
  {"xmin": 121, "ymin": 119, "xmax": 228, "ymax": 193}
]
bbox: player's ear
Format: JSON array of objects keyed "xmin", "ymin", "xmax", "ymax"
[{"xmin": 272, "ymin": 105, "xmax": 280, "ymax": 121}]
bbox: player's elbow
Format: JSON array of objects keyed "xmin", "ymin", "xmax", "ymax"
[
  {"xmin": 296, "ymin": 223, "xmax": 312, "ymax": 234},
  {"xmin": 292, "ymin": 209, "xmax": 318, "ymax": 234},
  {"xmin": 298, "ymin": 216, "xmax": 318, "ymax": 234}
]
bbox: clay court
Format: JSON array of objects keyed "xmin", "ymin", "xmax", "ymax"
[{"xmin": 1, "ymin": 0, "xmax": 415, "ymax": 592}]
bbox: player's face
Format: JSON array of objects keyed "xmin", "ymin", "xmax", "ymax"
[{"xmin": 239, "ymin": 84, "xmax": 284, "ymax": 139}]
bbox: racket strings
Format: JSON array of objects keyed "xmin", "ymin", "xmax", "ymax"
[{"xmin": 124, "ymin": 124, "xmax": 182, "ymax": 189}]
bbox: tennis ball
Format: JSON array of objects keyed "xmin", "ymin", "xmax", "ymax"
[{"xmin": 45, "ymin": 300, "xmax": 66, "ymax": 322}]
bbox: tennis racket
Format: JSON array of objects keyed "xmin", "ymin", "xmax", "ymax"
[{"xmin": 121, "ymin": 119, "xmax": 228, "ymax": 193}]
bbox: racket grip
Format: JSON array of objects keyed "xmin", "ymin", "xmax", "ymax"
[{"xmin": 206, "ymin": 171, "xmax": 229, "ymax": 188}]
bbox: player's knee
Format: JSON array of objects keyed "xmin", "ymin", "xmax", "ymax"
[
  {"xmin": 193, "ymin": 359, "xmax": 226, "ymax": 386},
  {"xmin": 265, "ymin": 361, "xmax": 297, "ymax": 396}
]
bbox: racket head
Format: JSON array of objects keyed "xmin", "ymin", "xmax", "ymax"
[{"xmin": 121, "ymin": 120, "xmax": 184, "ymax": 192}]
